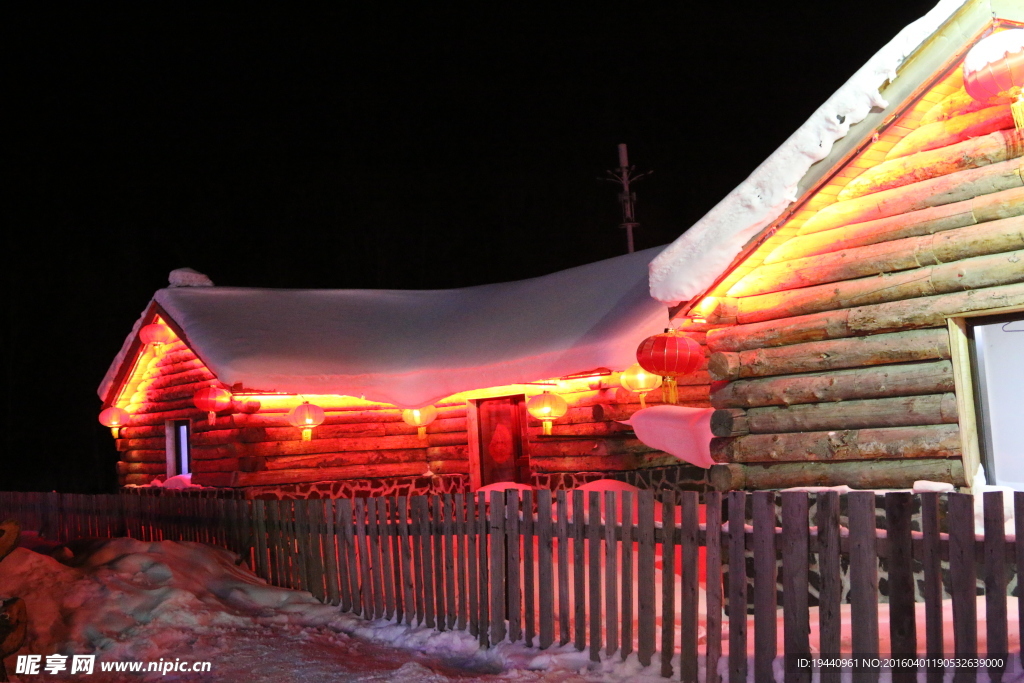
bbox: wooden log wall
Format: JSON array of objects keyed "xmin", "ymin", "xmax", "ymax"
[
  {"xmin": 703, "ymin": 101, "xmax": 1023, "ymax": 490},
  {"xmin": 114, "ymin": 340, "xmax": 713, "ymax": 490}
]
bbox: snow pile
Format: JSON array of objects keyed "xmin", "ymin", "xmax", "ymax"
[{"xmin": 648, "ymin": 0, "xmax": 969, "ymax": 304}]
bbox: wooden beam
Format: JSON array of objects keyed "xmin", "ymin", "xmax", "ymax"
[{"xmin": 707, "ymin": 458, "xmax": 966, "ymax": 491}]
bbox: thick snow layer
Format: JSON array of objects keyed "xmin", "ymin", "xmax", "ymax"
[
  {"xmin": 99, "ymin": 248, "xmax": 668, "ymax": 408},
  {"xmin": 623, "ymin": 405, "xmax": 715, "ymax": 468},
  {"xmin": 648, "ymin": 0, "xmax": 969, "ymax": 304}
]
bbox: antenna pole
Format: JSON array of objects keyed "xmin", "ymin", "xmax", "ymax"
[{"xmin": 606, "ymin": 143, "xmax": 649, "ymax": 254}]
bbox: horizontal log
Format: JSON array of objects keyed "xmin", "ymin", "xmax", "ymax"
[
  {"xmin": 126, "ymin": 397, "xmax": 198, "ymax": 414},
  {"xmin": 798, "ymin": 158, "xmax": 1022, "ymax": 235},
  {"xmin": 383, "ymin": 417, "xmax": 468, "ymax": 435},
  {"xmin": 116, "ymin": 461, "xmax": 166, "ymax": 475},
  {"xmin": 189, "ymin": 472, "xmax": 233, "ymax": 488},
  {"xmin": 190, "ymin": 457, "xmax": 242, "ymax": 473},
  {"xmin": 730, "ymin": 215, "xmax": 1024, "ymax": 297},
  {"xmin": 546, "ymin": 421, "xmax": 636, "ymax": 437},
  {"xmin": 428, "ymin": 460, "xmax": 470, "ymax": 475},
  {"xmin": 120, "ymin": 436, "xmax": 168, "ymax": 451},
  {"xmin": 710, "ymin": 423, "xmax": 960, "ymax": 463},
  {"xmin": 708, "ymin": 458, "xmax": 966, "ymax": 491},
  {"xmin": 736, "ymin": 250, "xmax": 1024, "ymax": 324},
  {"xmin": 262, "ymin": 447, "xmax": 432, "ymax": 471},
  {"xmin": 739, "ymin": 393, "xmax": 958, "ymax": 434},
  {"xmin": 231, "ymin": 462, "xmax": 427, "ymax": 486},
  {"xmin": 528, "ymin": 438, "xmax": 658, "ymax": 458},
  {"xmin": 243, "ymin": 432, "xmax": 467, "ymax": 458},
  {"xmin": 712, "ymin": 282, "xmax": 1024, "ymax": 352},
  {"xmin": 191, "ymin": 443, "xmax": 247, "ymax": 460},
  {"xmin": 124, "ymin": 474, "xmax": 161, "ymax": 486},
  {"xmin": 765, "ymin": 186, "xmax": 1024, "ymax": 264},
  {"xmin": 711, "ymin": 360, "xmax": 955, "ymax": 408},
  {"xmin": 920, "ymin": 88, "xmax": 1005, "ymax": 125},
  {"xmin": 122, "ymin": 449, "xmax": 167, "ymax": 462},
  {"xmin": 885, "ymin": 105, "xmax": 1013, "ymax": 160},
  {"xmin": 145, "ymin": 365, "xmax": 216, "ymax": 387},
  {"xmin": 707, "ymin": 329, "xmax": 950, "ymax": 381},
  {"xmin": 840, "ymin": 129, "xmax": 1022, "ymax": 200},
  {"xmin": 137, "ymin": 380, "xmax": 223, "ymax": 404},
  {"xmin": 153, "ymin": 352, "xmax": 203, "ymax": 369},
  {"xmin": 709, "ymin": 409, "xmax": 748, "ymax": 437},
  {"xmin": 117, "ymin": 425, "xmax": 166, "ymax": 440},
  {"xmin": 529, "ymin": 452, "xmax": 679, "ymax": 473}
]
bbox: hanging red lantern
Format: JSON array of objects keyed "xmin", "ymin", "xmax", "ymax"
[
  {"xmin": 636, "ymin": 331, "xmax": 703, "ymax": 404},
  {"xmin": 98, "ymin": 406, "xmax": 130, "ymax": 438},
  {"xmin": 193, "ymin": 386, "xmax": 233, "ymax": 425},
  {"xmin": 140, "ymin": 323, "xmax": 174, "ymax": 347},
  {"xmin": 526, "ymin": 391, "xmax": 568, "ymax": 435},
  {"xmin": 402, "ymin": 405, "xmax": 438, "ymax": 440},
  {"xmin": 288, "ymin": 401, "xmax": 326, "ymax": 441},
  {"xmin": 619, "ymin": 363, "xmax": 663, "ymax": 409},
  {"xmin": 963, "ymin": 29, "xmax": 1024, "ymax": 130}
]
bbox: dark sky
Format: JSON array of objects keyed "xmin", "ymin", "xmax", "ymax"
[{"xmin": 6, "ymin": 3, "xmax": 937, "ymax": 491}]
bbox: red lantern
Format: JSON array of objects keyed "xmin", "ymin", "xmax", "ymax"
[
  {"xmin": 636, "ymin": 331, "xmax": 704, "ymax": 404},
  {"xmin": 193, "ymin": 386, "xmax": 233, "ymax": 425},
  {"xmin": 140, "ymin": 323, "xmax": 174, "ymax": 347},
  {"xmin": 288, "ymin": 401, "xmax": 325, "ymax": 441},
  {"xmin": 98, "ymin": 406, "xmax": 130, "ymax": 437},
  {"xmin": 963, "ymin": 29, "xmax": 1024, "ymax": 130},
  {"xmin": 526, "ymin": 391, "xmax": 568, "ymax": 435}
]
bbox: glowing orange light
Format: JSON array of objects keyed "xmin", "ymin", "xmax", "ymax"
[
  {"xmin": 963, "ymin": 29, "xmax": 1024, "ymax": 129},
  {"xmin": 98, "ymin": 406, "xmax": 130, "ymax": 438},
  {"xmin": 619, "ymin": 363, "xmax": 663, "ymax": 409},
  {"xmin": 402, "ymin": 405, "xmax": 438, "ymax": 440},
  {"xmin": 526, "ymin": 391, "xmax": 568, "ymax": 435},
  {"xmin": 140, "ymin": 323, "xmax": 174, "ymax": 347},
  {"xmin": 193, "ymin": 386, "xmax": 233, "ymax": 425},
  {"xmin": 636, "ymin": 331, "xmax": 703, "ymax": 404},
  {"xmin": 288, "ymin": 401, "xmax": 326, "ymax": 441}
]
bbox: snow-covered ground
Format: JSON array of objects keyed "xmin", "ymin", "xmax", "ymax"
[{"xmin": 1, "ymin": 535, "xmax": 1019, "ymax": 682}]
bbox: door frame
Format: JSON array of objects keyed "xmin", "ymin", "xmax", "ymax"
[{"xmin": 466, "ymin": 394, "xmax": 531, "ymax": 490}]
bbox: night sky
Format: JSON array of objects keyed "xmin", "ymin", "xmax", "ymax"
[{"xmin": 7, "ymin": 3, "xmax": 937, "ymax": 492}]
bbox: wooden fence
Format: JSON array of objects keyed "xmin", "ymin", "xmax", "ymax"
[{"xmin": 1, "ymin": 488, "xmax": 1021, "ymax": 682}]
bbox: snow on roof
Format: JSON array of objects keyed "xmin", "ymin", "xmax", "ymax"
[
  {"xmin": 648, "ymin": 0, "xmax": 970, "ymax": 304},
  {"xmin": 100, "ymin": 247, "xmax": 668, "ymax": 408}
]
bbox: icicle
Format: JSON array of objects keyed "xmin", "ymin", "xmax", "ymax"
[{"xmin": 208, "ymin": 411, "xmax": 216, "ymax": 425}]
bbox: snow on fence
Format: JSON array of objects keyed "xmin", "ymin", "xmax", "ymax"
[{"xmin": 1, "ymin": 489, "xmax": 1021, "ymax": 681}]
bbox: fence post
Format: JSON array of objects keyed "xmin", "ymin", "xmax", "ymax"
[
  {"xmin": 983, "ymin": 491, "xmax": 1008, "ymax": 679},
  {"xmin": 727, "ymin": 490, "xmax": 747, "ymax": 683},
  {"xmin": 704, "ymin": 491, "xmax": 723, "ymax": 683},
  {"xmin": 752, "ymin": 490, "xmax": 777, "ymax": 683},
  {"xmin": 637, "ymin": 489, "xmax": 656, "ymax": 668},
  {"xmin": 848, "ymin": 491, "xmax": 879, "ymax": 682},
  {"xmin": 885, "ymin": 492, "xmax": 917, "ymax": 683},
  {"xmin": 781, "ymin": 491, "xmax": 810, "ymax": 683},
  {"xmin": 817, "ymin": 491, "xmax": 842, "ymax": 683}
]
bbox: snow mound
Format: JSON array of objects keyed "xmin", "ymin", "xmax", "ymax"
[{"xmin": 168, "ymin": 268, "xmax": 214, "ymax": 287}]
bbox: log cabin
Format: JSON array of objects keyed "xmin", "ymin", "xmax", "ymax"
[
  {"xmin": 649, "ymin": 0, "xmax": 1024, "ymax": 492},
  {"xmin": 98, "ymin": 248, "xmax": 713, "ymax": 499}
]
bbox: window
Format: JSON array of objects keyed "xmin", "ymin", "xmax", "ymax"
[
  {"xmin": 165, "ymin": 419, "xmax": 191, "ymax": 477},
  {"xmin": 968, "ymin": 313, "xmax": 1024, "ymax": 490}
]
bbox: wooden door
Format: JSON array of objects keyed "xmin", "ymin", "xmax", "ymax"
[{"xmin": 472, "ymin": 395, "xmax": 530, "ymax": 487}]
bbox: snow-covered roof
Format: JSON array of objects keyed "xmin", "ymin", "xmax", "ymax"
[
  {"xmin": 100, "ymin": 247, "xmax": 668, "ymax": 408},
  {"xmin": 648, "ymin": 0, "xmax": 972, "ymax": 304}
]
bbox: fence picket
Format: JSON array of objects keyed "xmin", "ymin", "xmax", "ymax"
[
  {"xmin": 477, "ymin": 491, "xmax": 490, "ymax": 647},
  {"xmin": 752, "ymin": 491, "xmax": 776, "ymax": 683},
  {"xmin": 338, "ymin": 498, "xmax": 358, "ymax": 614},
  {"xmin": 397, "ymin": 496, "xmax": 414, "ymax": 625},
  {"xmin": 522, "ymin": 489, "xmax": 535, "ymax": 648},
  {"xmin": 983, "ymin": 491, "xmax": 1008, "ymax": 678},
  {"xmin": 727, "ymin": 491, "xmax": 747, "ymax": 683},
  {"xmin": 489, "ymin": 491, "xmax": 506, "ymax": 645},
  {"xmin": 919, "ymin": 492, "xmax": 943, "ymax": 683},
  {"xmin": 537, "ymin": 489, "xmax": 554, "ymax": 650},
  {"xmin": 816, "ymin": 491, "xmax": 842, "ymax": 683},
  {"xmin": 573, "ymin": 489, "xmax": 586, "ymax": 652},
  {"xmin": 507, "ymin": 491, "xmax": 522, "ymax": 643},
  {"xmin": 455, "ymin": 493, "xmax": 468, "ymax": 633},
  {"xmin": 378, "ymin": 497, "xmax": 396, "ymax": 620},
  {"xmin": 324, "ymin": 499, "xmax": 340, "ymax": 606},
  {"xmin": 660, "ymin": 492, "xmax": 675, "ymax": 678},
  {"xmin": 848, "ymin": 491, "xmax": 880, "ymax": 683},
  {"xmin": 620, "ymin": 490, "xmax": 634, "ymax": 660},
  {"xmin": 444, "ymin": 494, "xmax": 457, "ymax": 631},
  {"xmin": 1016, "ymin": 492, "xmax": 1024, "ymax": 672},
  {"xmin": 781, "ymin": 492, "xmax": 810, "ymax": 683},
  {"xmin": 588, "ymin": 491, "xmax": 602, "ymax": 663},
  {"xmin": 432, "ymin": 495, "xmax": 446, "ymax": 630},
  {"xmin": 886, "ymin": 492, "xmax": 917, "ymax": 683},
  {"xmin": 369, "ymin": 498, "xmax": 386, "ymax": 619},
  {"xmin": 948, "ymin": 492, "xmax": 978, "ymax": 667},
  {"xmin": 418, "ymin": 495, "xmax": 435, "ymax": 628},
  {"xmin": 637, "ymin": 489, "xmax": 656, "ymax": 668},
  {"xmin": 679, "ymin": 491, "xmax": 699, "ymax": 683},
  {"xmin": 704, "ymin": 491, "xmax": 723, "ymax": 683},
  {"xmin": 556, "ymin": 489, "xmax": 570, "ymax": 647},
  {"xmin": 603, "ymin": 490, "xmax": 617, "ymax": 658},
  {"xmin": 467, "ymin": 493, "xmax": 479, "ymax": 637}
]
